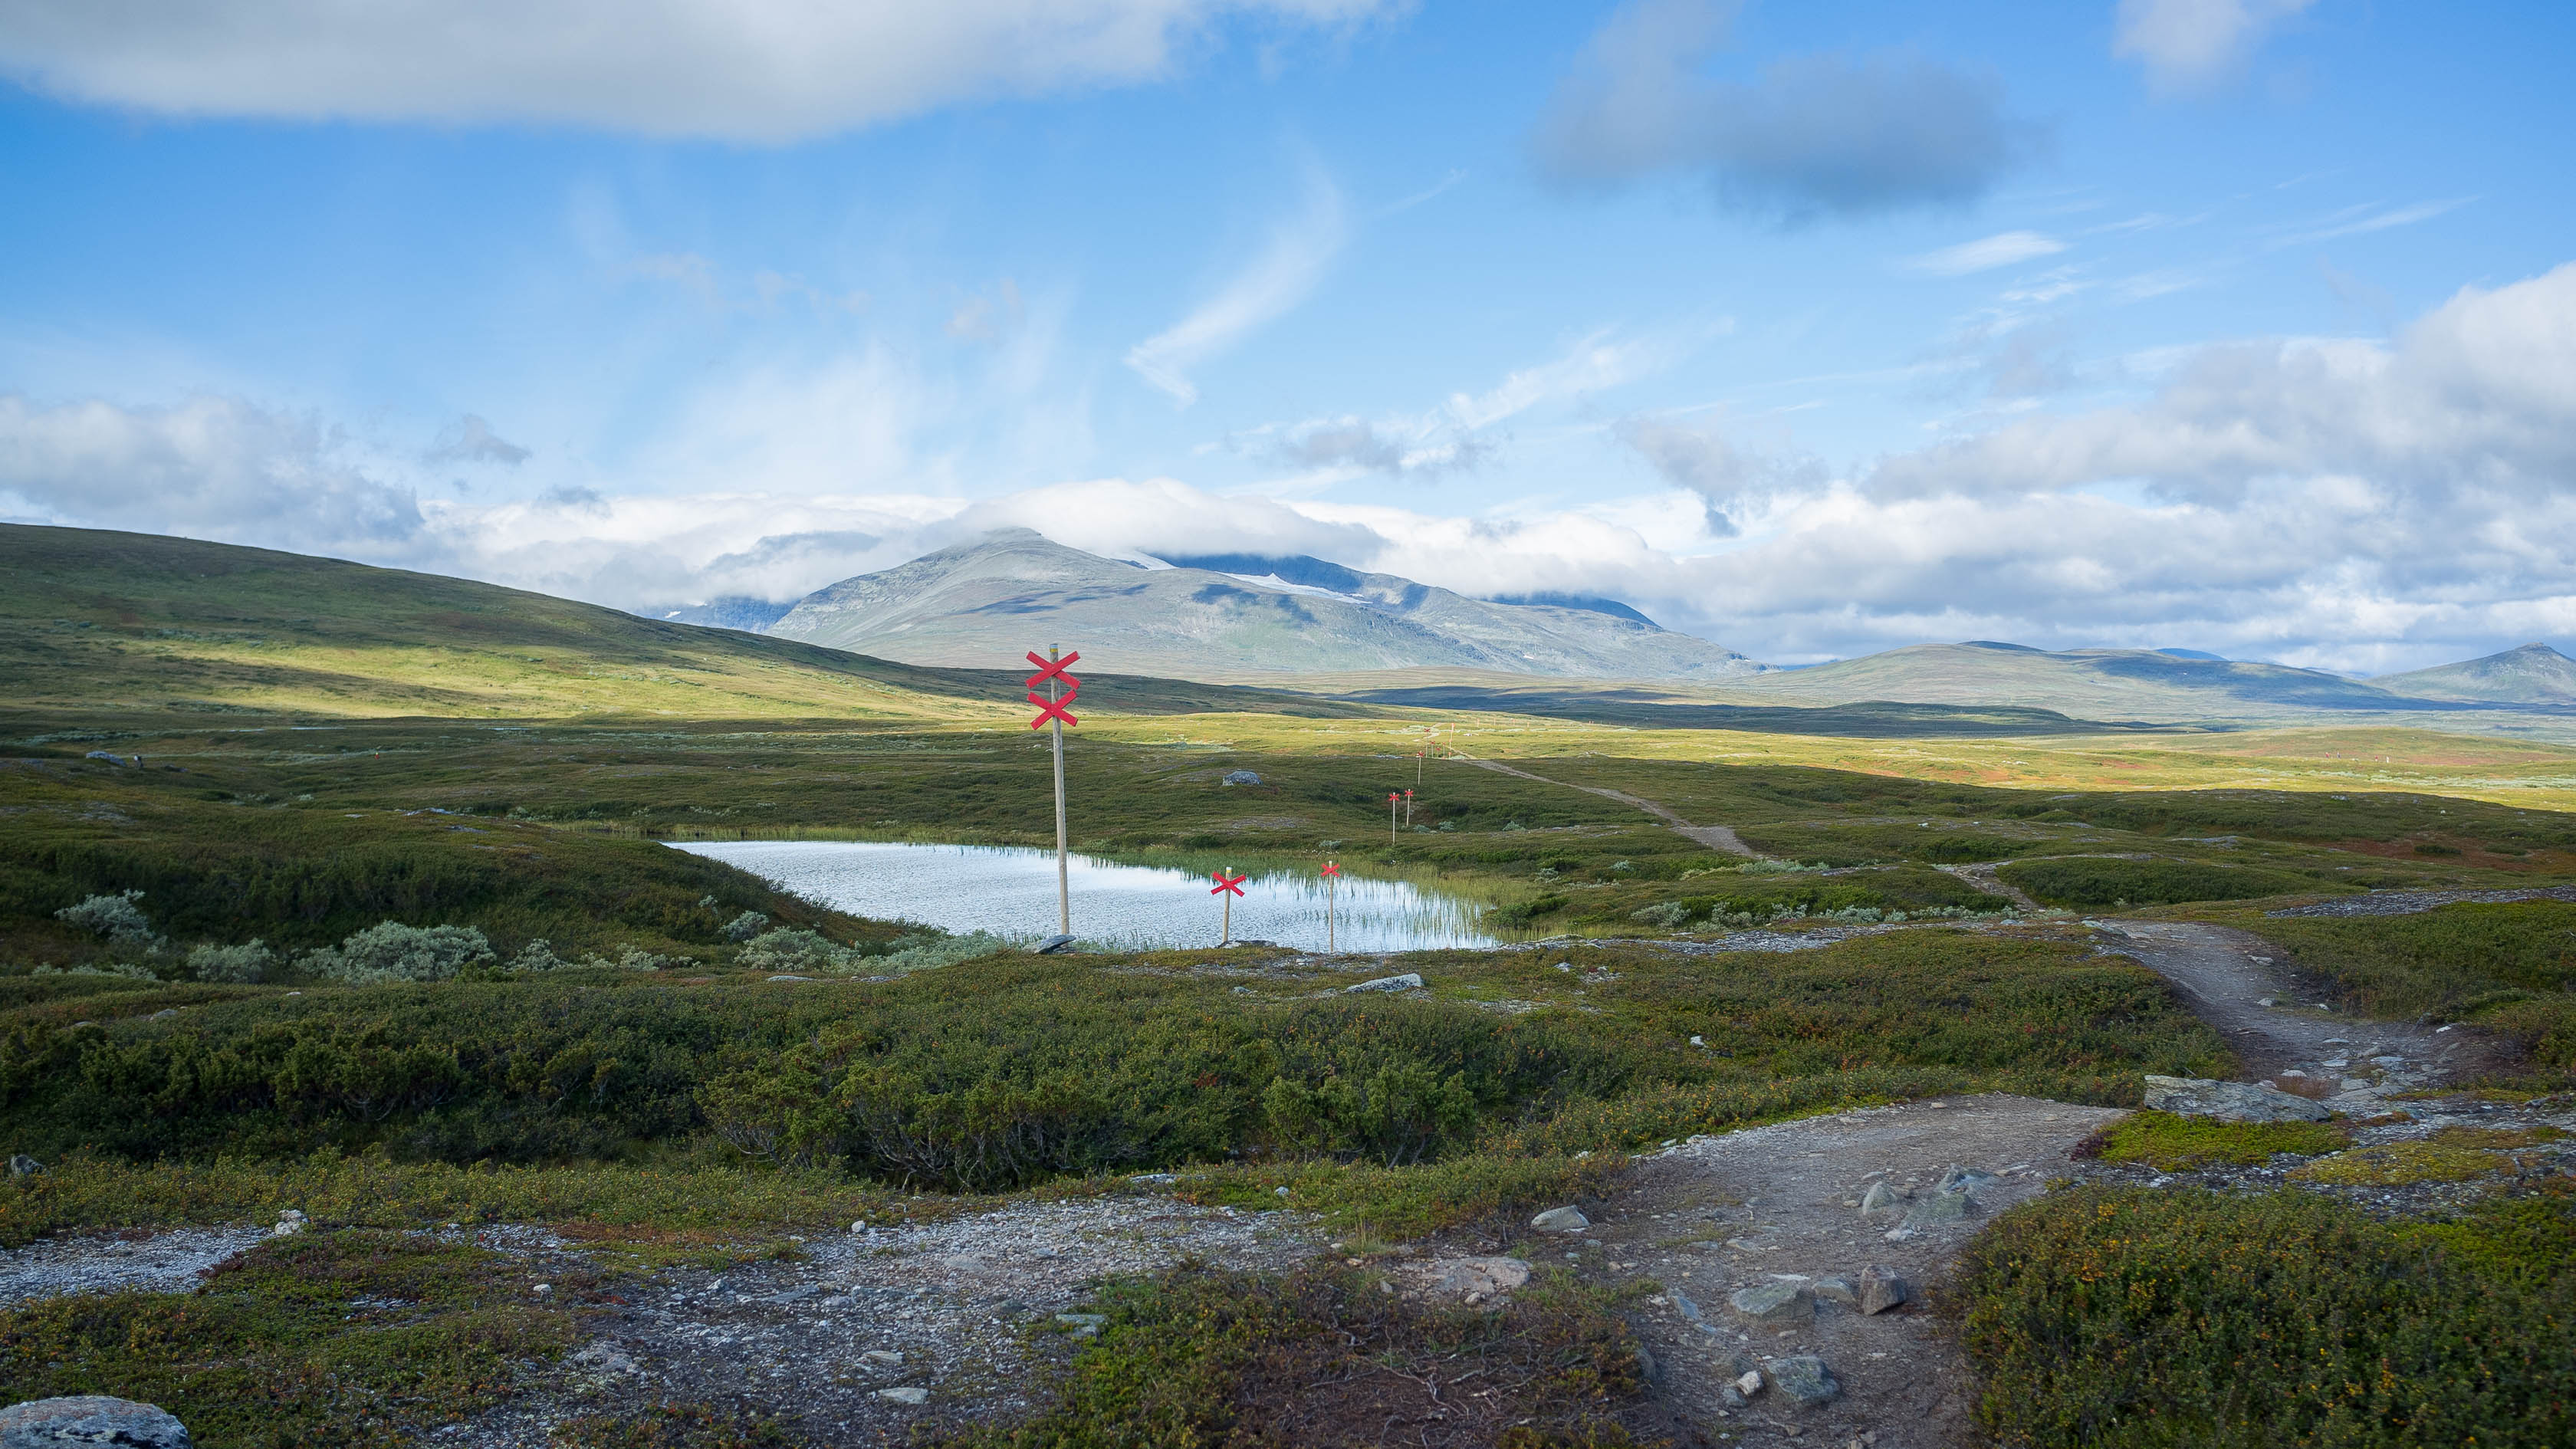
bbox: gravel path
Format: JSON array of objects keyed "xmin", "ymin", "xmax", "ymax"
[
  {"xmin": 0, "ymin": 1227, "xmax": 269, "ymax": 1303},
  {"xmin": 2095, "ymin": 919, "xmax": 2509, "ymax": 1096},
  {"xmin": 1595, "ymin": 1094, "xmax": 2122, "ymax": 1449},
  {"xmin": 1458, "ymin": 757, "xmax": 1758, "ymax": 856},
  {"xmin": 2267, "ymin": 885, "xmax": 2576, "ymax": 918},
  {"xmin": 450, "ymin": 1193, "xmax": 1322, "ymax": 1445}
]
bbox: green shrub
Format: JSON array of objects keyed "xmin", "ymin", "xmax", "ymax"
[
  {"xmin": 53, "ymin": 891, "xmax": 158, "ymax": 951},
  {"xmin": 1960, "ymin": 1184, "xmax": 2576, "ymax": 1448},
  {"xmin": 185, "ymin": 940, "xmax": 272, "ymax": 984},
  {"xmin": 1997, "ymin": 856, "xmax": 2328, "ymax": 908},
  {"xmin": 2088, "ymin": 1109, "xmax": 2349, "ymax": 1168},
  {"xmin": 299, "ymin": 922, "xmax": 496, "ymax": 984}
]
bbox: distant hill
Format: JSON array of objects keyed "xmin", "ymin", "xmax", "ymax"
[
  {"xmin": 765, "ymin": 530, "xmax": 1768, "ymax": 682},
  {"xmin": 0, "ymin": 524, "xmax": 1372, "ymax": 722},
  {"xmin": 1714, "ymin": 640, "xmax": 2435, "ymax": 721},
  {"xmin": 2374, "ymin": 642, "xmax": 2576, "ymax": 705}
]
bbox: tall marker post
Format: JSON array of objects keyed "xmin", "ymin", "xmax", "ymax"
[
  {"xmin": 1026, "ymin": 646, "xmax": 1083, "ymax": 937},
  {"xmin": 1321, "ymin": 859, "xmax": 1342, "ymax": 954},
  {"xmin": 1403, "ymin": 788, "xmax": 1414, "ymax": 828},
  {"xmin": 1211, "ymin": 867, "xmax": 1247, "ymax": 945},
  {"xmin": 1388, "ymin": 791, "xmax": 1400, "ymax": 843}
]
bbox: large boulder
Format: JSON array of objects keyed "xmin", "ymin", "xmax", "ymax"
[
  {"xmin": 1530, "ymin": 1205, "xmax": 1589, "ymax": 1233},
  {"xmin": 2142, "ymin": 1074, "xmax": 2333, "ymax": 1123},
  {"xmin": 1728, "ymin": 1282, "xmax": 1814, "ymax": 1325},
  {"xmin": 1857, "ymin": 1264, "xmax": 1909, "ymax": 1316},
  {"xmin": 1766, "ymin": 1355, "xmax": 1841, "ymax": 1407},
  {"xmin": 0, "ymin": 1396, "xmax": 192, "ymax": 1447}
]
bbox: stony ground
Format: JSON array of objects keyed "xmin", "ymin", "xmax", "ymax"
[{"xmin": 2, "ymin": 890, "xmax": 2562, "ymax": 1447}]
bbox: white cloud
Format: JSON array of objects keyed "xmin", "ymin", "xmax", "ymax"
[
  {"xmin": 1533, "ymin": 0, "xmax": 2041, "ymax": 221},
  {"xmin": 2114, "ymin": 0, "xmax": 2315, "ymax": 96},
  {"xmin": 2262, "ymin": 197, "xmax": 2473, "ymax": 250},
  {"xmin": 0, "ymin": 0, "xmax": 1392, "ymax": 141},
  {"xmin": 0, "ymin": 393, "xmax": 423, "ymax": 552},
  {"xmin": 13, "ymin": 261, "xmax": 2576, "ymax": 674},
  {"xmin": 1902, "ymin": 229, "xmax": 2067, "ymax": 276},
  {"xmin": 426, "ymin": 414, "xmax": 531, "ymax": 467},
  {"xmin": 1125, "ymin": 168, "xmax": 1348, "ymax": 406}
]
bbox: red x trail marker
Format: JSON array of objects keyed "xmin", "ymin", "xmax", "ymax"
[
  {"xmin": 1024, "ymin": 650, "xmax": 1082, "ymax": 691},
  {"xmin": 1027, "ymin": 692, "xmax": 1079, "ymax": 729},
  {"xmin": 1210, "ymin": 870, "xmax": 1248, "ymax": 896},
  {"xmin": 1320, "ymin": 861, "xmax": 1342, "ymax": 879}
]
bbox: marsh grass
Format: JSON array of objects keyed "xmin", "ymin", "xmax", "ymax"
[
  {"xmin": 0, "ymin": 1229, "xmax": 581, "ymax": 1447},
  {"xmin": 1960, "ymin": 1183, "xmax": 2576, "ymax": 1448}
]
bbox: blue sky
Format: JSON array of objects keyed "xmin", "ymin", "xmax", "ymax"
[{"xmin": 2, "ymin": 0, "xmax": 2572, "ymax": 671}]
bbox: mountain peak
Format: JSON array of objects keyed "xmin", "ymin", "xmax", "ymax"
[{"xmin": 764, "ymin": 537, "xmax": 1763, "ymax": 682}]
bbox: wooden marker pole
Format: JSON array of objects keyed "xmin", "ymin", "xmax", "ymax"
[
  {"xmin": 1050, "ymin": 646, "xmax": 1070, "ymax": 935},
  {"xmin": 1322, "ymin": 859, "xmax": 1342, "ymax": 954},
  {"xmin": 1222, "ymin": 870, "xmax": 1231, "ymax": 945},
  {"xmin": 1388, "ymin": 791, "xmax": 1399, "ymax": 843}
]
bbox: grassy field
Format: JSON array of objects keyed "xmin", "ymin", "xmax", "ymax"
[{"xmin": 10, "ymin": 524, "xmax": 2576, "ymax": 1444}]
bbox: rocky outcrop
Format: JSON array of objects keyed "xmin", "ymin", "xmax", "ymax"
[
  {"xmin": 2142, "ymin": 1074, "xmax": 2333, "ymax": 1122},
  {"xmin": 0, "ymin": 1396, "xmax": 193, "ymax": 1447}
]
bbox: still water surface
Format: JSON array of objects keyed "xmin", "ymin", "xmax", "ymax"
[{"xmin": 672, "ymin": 840, "xmax": 1498, "ymax": 952}]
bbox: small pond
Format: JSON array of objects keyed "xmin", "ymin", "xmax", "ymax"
[{"xmin": 671, "ymin": 840, "xmax": 1500, "ymax": 952}]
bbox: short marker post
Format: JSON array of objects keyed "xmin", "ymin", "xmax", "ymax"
[
  {"xmin": 1210, "ymin": 866, "xmax": 1247, "ymax": 945},
  {"xmin": 1321, "ymin": 859, "xmax": 1342, "ymax": 954},
  {"xmin": 1388, "ymin": 791, "xmax": 1399, "ymax": 843}
]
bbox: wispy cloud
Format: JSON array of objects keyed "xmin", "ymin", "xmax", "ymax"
[
  {"xmin": 1902, "ymin": 230, "xmax": 2068, "ymax": 276},
  {"xmin": 2114, "ymin": 0, "xmax": 2315, "ymax": 96},
  {"xmin": 1125, "ymin": 169, "xmax": 1347, "ymax": 406},
  {"xmin": 2263, "ymin": 198, "xmax": 2475, "ymax": 250}
]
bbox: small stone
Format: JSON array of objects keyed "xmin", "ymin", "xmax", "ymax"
[
  {"xmin": 1530, "ymin": 1205, "xmax": 1590, "ymax": 1233},
  {"xmin": 1811, "ymin": 1276, "xmax": 1857, "ymax": 1306},
  {"xmin": 860, "ymin": 1349, "xmax": 905, "ymax": 1367},
  {"xmin": 1346, "ymin": 972, "xmax": 1424, "ymax": 994},
  {"xmin": 1718, "ymin": 1384, "xmax": 1748, "ymax": 1409},
  {"xmin": 1899, "ymin": 1191, "xmax": 1975, "ymax": 1230},
  {"xmin": 1221, "ymin": 770, "xmax": 1262, "ymax": 786},
  {"xmin": 1035, "ymin": 935, "xmax": 1076, "ymax": 955},
  {"xmin": 1733, "ymin": 1369, "xmax": 1765, "ymax": 1398},
  {"xmin": 1054, "ymin": 1313, "xmax": 1107, "ymax": 1338},
  {"xmin": 150, "ymin": 1009, "xmax": 178, "ymax": 1020},
  {"xmin": 1857, "ymin": 1265, "xmax": 1909, "ymax": 1315},
  {"xmin": 850, "ymin": 1219, "xmax": 868, "ymax": 1234},
  {"xmin": 876, "ymin": 1386, "xmax": 928, "ymax": 1406},
  {"xmin": 6, "ymin": 1155, "xmax": 41, "ymax": 1179},
  {"xmin": 1937, "ymin": 1165, "xmax": 2000, "ymax": 1196},
  {"xmin": 1858, "ymin": 1181, "xmax": 1907, "ymax": 1216},
  {"xmin": 533, "ymin": 1283, "xmax": 552, "ymax": 1295},
  {"xmin": 942, "ymin": 1254, "xmax": 986, "ymax": 1271},
  {"xmin": 1766, "ymin": 1355, "xmax": 1841, "ymax": 1408},
  {"xmin": 1727, "ymin": 1282, "xmax": 1813, "ymax": 1324},
  {"xmin": 271, "ymin": 1209, "xmax": 307, "ymax": 1237},
  {"xmin": 2256, "ymin": 997, "xmax": 2278, "ymax": 1007},
  {"xmin": 0, "ymin": 1396, "xmax": 194, "ymax": 1447},
  {"xmin": 1634, "ymin": 1342, "xmax": 1661, "ymax": 1382}
]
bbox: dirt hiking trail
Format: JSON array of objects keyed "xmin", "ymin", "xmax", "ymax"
[{"xmin": 1459, "ymin": 757, "xmax": 1756, "ymax": 857}]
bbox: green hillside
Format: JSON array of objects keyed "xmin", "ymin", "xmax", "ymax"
[{"xmin": 0, "ymin": 524, "xmax": 1368, "ymax": 723}]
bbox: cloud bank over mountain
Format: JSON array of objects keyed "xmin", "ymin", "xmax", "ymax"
[{"xmin": 6, "ymin": 259, "xmax": 2572, "ymax": 675}]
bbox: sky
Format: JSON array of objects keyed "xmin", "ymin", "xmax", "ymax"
[{"xmin": 2, "ymin": 0, "xmax": 2572, "ymax": 672}]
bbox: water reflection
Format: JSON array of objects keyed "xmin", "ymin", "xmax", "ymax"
[{"xmin": 670, "ymin": 840, "xmax": 1497, "ymax": 952}]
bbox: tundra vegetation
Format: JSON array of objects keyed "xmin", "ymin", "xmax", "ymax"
[{"xmin": 3, "ymin": 531, "xmax": 2574, "ymax": 1443}]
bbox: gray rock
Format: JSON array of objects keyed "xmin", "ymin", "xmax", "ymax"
[
  {"xmin": 1811, "ymin": 1276, "xmax": 1857, "ymax": 1306},
  {"xmin": 1766, "ymin": 1355, "xmax": 1840, "ymax": 1408},
  {"xmin": 1401, "ymin": 1256, "xmax": 1530, "ymax": 1304},
  {"xmin": 5, "ymin": 1156, "xmax": 39, "ymax": 1179},
  {"xmin": 1054, "ymin": 1313, "xmax": 1106, "ymax": 1338},
  {"xmin": 1899, "ymin": 1191, "xmax": 1975, "ymax": 1229},
  {"xmin": 1858, "ymin": 1181, "xmax": 1907, "ymax": 1215},
  {"xmin": 271, "ymin": 1208, "xmax": 307, "ymax": 1237},
  {"xmin": 1727, "ymin": 1282, "xmax": 1814, "ymax": 1325},
  {"xmin": 875, "ymin": 1386, "xmax": 929, "ymax": 1406},
  {"xmin": 2141, "ymin": 1074, "xmax": 2332, "ymax": 1122},
  {"xmin": 1857, "ymin": 1264, "xmax": 1909, "ymax": 1316},
  {"xmin": 1732, "ymin": 1369, "xmax": 1764, "ymax": 1398},
  {"xmin": 859, "ymin": 1349, "xmax": 905, "ymax": 1367},
  {"xmin": 1346, "ymin": 972, "xmax": 1424, "ymax": 994},
  {"xmin": 1035, "ymin": 935, "xmax": 1076, "ymax": 955},
  {"xmin": 1717, "ymin": 1383, "xmax": 1748, "ymax": 1410},
  {"xmin": 1530, "ymin": 1205, "xmax": 1590, "ymax": 1233},
  {"xmin": 1633, "ymin": 1342, "xmax": 1660, "ymax": 1383},
  {"xmin": 1937, "ymin": 1165, "xmax": 1999, "ymax": 1195},
  {"xmin": 0, "ymin": 1396, "xmax": 193, "ymax": 1447},
  {"xmin": 1221, "ymin": 770, "xmax": 1263, "ymax": 786}
]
